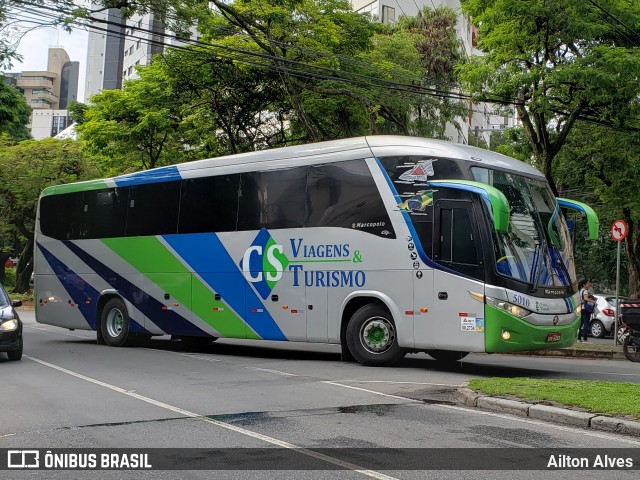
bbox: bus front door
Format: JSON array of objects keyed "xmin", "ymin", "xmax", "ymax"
[{"xmin": 426, "ymin": 200, "xmax": 485, "ymax": 352}]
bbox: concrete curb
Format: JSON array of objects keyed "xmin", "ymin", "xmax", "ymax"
[
  {"xmin": 499, "ymin": 348, "xmax": 626, "ymax": 360},
  {"xmin": 457, "ymin": 388, "xmax": 640, "ymax": 437}
]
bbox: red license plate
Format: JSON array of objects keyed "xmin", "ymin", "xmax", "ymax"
[{"xmin": 546, "ymin": 333, "xmax": 561, "ymax": 342}]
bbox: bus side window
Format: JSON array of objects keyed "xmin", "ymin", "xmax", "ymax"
[
  {"xmin": 237, "ymin": 168, "xmax": 307, "ymax": 231},
  {"xmin": 126, "ymin": 182, "xmax": 181, "ymax": 237},
  {"xmin": 435, "ymin": 203, "xmax": 483, "ymax": 280},
  {"xmin": 179, "ymin": 175, "xmax": 240, "ymax": 234},
  {"xmin": 40, "ymin": 192, "xmax": 85, "ymax": 240},
  {"xmin": 83, "ymin": 188, "xmax": 127, "ymax": 238},
  {"xmin": 305, "ymin": 160, "xmax": 394, "ymax": 238}
]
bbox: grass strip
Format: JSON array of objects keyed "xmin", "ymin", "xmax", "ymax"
[{"xmin": 468, "ymin": 377, "xmax": 640, "ymax": 419}]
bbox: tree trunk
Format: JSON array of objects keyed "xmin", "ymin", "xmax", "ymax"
[{"xmin": 13, "ymin": 241, "xmax": 33, "ymax": 294}]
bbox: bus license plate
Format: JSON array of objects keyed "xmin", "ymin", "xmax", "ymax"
[{"xmin": 546, "ymin": 333, "xmax": 561, "ymax": 343}]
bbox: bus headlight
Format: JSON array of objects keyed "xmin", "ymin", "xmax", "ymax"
[
  {"xmin": 486, "ymin": 297, "xmax": 531, "ymax": 318},
  {"xmin": 501, "ymin": 330, "xmax": 511, "ymax": 340},
  {"xmin": 0, "ymin": 319, "xmax": 18, "ymax": 332}
]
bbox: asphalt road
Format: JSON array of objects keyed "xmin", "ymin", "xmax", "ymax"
[{"xmin": 1, "ymin": 310, "xmax": 640, "ymax": 480}]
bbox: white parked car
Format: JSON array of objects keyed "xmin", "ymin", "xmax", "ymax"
[{"xmin": 589, "ymin": 294, "xmax": 618, "ymax": 338}]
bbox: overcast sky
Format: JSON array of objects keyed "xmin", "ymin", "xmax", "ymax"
[{"xmin": 7, "ymin": 26, "xmax": 88, "ymax": 102}]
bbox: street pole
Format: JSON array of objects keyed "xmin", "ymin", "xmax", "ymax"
[{"xmin": 614, "ymin": 239, "xmax": 621, "ymax": 346}]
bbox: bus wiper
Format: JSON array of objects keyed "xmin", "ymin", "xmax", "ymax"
[{"xmin": 529, "ymin": 240, "xmax": 542, "ymax": 292}]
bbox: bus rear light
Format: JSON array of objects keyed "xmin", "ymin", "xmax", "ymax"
[
  {"xmin": 282, "ymin": 305, "xmax": 289, "ymax": 309},
  {"xmin": 173, "ymin": 302, "xmax": 179, "ymax": 307},
  {"xmin": 419, "ymin": 308, "xmax": 428, "ymax": 313},
  {"xmin": 405, "ymin": 310, "xmax": 414, "ymax": 315},
  {"xmin": 161, "ymin": 306, "xmax": 168, "ymax": 311},
  {"xmin": 291, "ymin": 309, "xmax": 298, "ymax": 314},
  {"xmin": 212, "ymin": 307, "xmax": 224, "ymax": 312}
]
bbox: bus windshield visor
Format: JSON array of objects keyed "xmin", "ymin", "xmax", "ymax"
[{"xmin": 472, "ymin": 168, "xmax": 575, "ymax": 287}]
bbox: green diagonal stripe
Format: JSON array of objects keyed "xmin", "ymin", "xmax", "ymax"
[{"xmin": 102, "ymin": 236, "xmax": 256, "ymax": 338}]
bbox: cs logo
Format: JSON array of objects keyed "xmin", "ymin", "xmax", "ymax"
[{"xmin": 241, "ymin": 228, "xmax": 289, "ymax": 299}]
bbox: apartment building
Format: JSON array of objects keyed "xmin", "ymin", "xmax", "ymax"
[{"xmin": 7, "ymin": 47, "xmax": 79, "ymax": 139}]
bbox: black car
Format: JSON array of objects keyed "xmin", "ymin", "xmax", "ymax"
[{"xmin": 0, "ymin": 285, "xmax": 23, "ymax": 361}]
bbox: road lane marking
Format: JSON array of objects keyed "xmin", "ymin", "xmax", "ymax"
[
  {"xmin": 244, "ymin": 367, "xmax": 298, "ymax": 377},
  {"xmin": 435, "ymin": 404, "xmax": 640, "ymax": 446},
  {"xmin": 24, "ymin": 355, "xmax": 398, "ymax": 480},
  {"xmin": 24, "ymin": 325, "xmax": 91, "ymax": 339},
  {"xmin": 172, "ymin": 352, "xmax": 222, "ymax": 362},
  {"xmin": 322, "ymin": 381, "xmax": 422, "ymax": 403},
  {"xmin": 0, "ymin": 433, "xmax": 16, "ymax": 438}
]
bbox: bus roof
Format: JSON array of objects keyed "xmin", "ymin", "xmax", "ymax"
[{"xmin": 41, "ymin": 136, "xmax": 545, "ymax": 195}]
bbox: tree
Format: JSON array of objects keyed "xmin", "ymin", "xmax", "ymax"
[
  {"xmin": 0, "ymin": 76, "xmax": 30, "ymax": 142},
  {"xmin": 78, "ymin": 65, "xmax": 189, "ymax": 173},
  {"xmin": 459, "ymin": 0, "xmax": 640, "ymax": 194},
  {"xmin": 0, "ymin": 138, "xmax": 97, "ymax": 292},
  {"xmin": 552, "ymin": 124, "xmax": 640, "ymax": 296}
]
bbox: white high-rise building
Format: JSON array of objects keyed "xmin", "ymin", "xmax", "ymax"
[
  {"xmin": 351, "ymin": 0, "xmax": 517, "ymax": 145},
  {"xmin": 84, "ymin": 7, "xmax": 126, "ymax": 101}
]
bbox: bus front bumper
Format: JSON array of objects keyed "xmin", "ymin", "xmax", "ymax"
[{"xmin": 484, "ymin": 305, "xmax": 579, "ymax": 353}]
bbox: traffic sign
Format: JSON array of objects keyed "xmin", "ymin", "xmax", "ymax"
[{"xmin": 611, "ymin": 219, "xmax": 628, "ymax": 242}]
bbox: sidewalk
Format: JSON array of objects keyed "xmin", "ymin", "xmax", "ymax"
[{"xmin": 455, "ymin": 387, "xmax": 640, "ymax": 438}]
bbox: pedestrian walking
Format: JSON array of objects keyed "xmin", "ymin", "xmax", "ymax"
[{"xmin": 578, "ymin": 279, "xmax": 597, "ymax": 343}]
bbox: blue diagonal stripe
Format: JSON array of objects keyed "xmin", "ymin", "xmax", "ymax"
[
  {"xmin": 63, "ymin": 241, "xmax": 206, "ymax": 337},
  {"xmin": 163, "ymin": 233, "xmax": 287, "ymax": 341}
]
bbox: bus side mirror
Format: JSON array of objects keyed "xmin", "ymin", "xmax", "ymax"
[
  {"xmin": 427, "ymin": 179, "xmax": 510, "ymax": 233},
  {"xmin": 556, "ymin": 198, "xmax": 599, "ymax": 240}
]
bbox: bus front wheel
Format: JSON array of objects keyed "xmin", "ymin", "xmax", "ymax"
[
  {"xmin": 100, "ymin": 298, "xmax": 134, "ymax": 347},
  {"xmin": 346, "ymin": 304, "xmax": 406, "ymax": 366}
]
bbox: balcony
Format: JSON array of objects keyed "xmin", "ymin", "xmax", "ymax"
[
  {"xmin": 31, "ymin": 90, "xmax": 58, "ymax": 104},
  {"xmin": 17, "ymin": 74, "xmax": 56, "ymax": 89}
]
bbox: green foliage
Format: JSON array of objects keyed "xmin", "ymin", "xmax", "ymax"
[
  {"xmin": 79, "ymin": 65, "xmax": 192, "ymax": 173},
  {"xmin": 68, "ymin": 101, "xmax": 88, "ymax": 125},
  {"xmin": 459, "ymin": 0, "xmax": 640, "ymax": 192},
  {"xmin": 0, "ymin": 138, "xmax": 97, "ymax": 292},
  {"xmin": 0, "ymin": 76, "xmax": 30, "ymax": 142},
  {"xmin": 3, "ymin": 267, "xmax": 14, "ymax": 289}
]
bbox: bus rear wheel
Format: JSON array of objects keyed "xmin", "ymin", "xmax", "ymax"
[
  {"xmin": 100, "ymin": 298, "xmax": 134, "ymax": 347},
  {"xmin": 346, "ymin": 304, "xmax": 406, "ymax": 366}
]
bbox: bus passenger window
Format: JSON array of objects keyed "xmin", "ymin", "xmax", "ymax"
[
  {"xmin": 126, "ymin": 181, "xmax": 180, "ymax": 237},
  {"xmin": 305, "ymin": 160, "xmax": 394, "ymax": 238},
  {"xmin": 39, "ymin": 192, "xmax": 85, "ymax": 240},
  {"xmin": 237, "ymin": 168, "xmax": 307, "ymax": 231},
  {"xmin": 83, "ymin": 188, "xmax": 127, "ymax": 238},
  {"xmin": 179, "ymin": 175, "xmax": 240, "ymax": 234}
]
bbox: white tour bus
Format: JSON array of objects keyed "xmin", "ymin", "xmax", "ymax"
[{"xmin": 34, "ymin": 136, "xmax": 598, "ymax": 366}]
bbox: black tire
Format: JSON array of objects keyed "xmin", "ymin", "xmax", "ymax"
[
  {"xmin": 426, "ymin": 350, "xmax": 469, "ymax": 362},
  {"xmin": 623, "ymin": 335, "xmax": 640, "ymax": 363},
  {"xmin": 618, "ymin": 326, "xmax": 629, "ymax": 344},
  {"xmin": 345, "ymin": 304, "xmax": 406, "ymax": 366},
  {"xmin": 589, "ymin": 320, "xmax": 606, "ymax": 338},
  {"xmin": 100, "ymin": 298, "xmax": 134, "ymax": 347},
  {"xmin": 7, "ymin": 336, "xmax": 23, "ymax": 361}
]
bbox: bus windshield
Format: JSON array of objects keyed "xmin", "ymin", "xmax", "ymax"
[{"xmin": 472, "ymin": 167, "xmax": 575, "ymax": 288}]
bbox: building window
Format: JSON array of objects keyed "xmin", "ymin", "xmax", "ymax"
[
  {"xmin": 136, "ymin": 39, "xmax": 141, "ymax": 49},
  {"xmin": 356, "ymin": 1, "xmax": 378, "ymax": 16},
  {"xmin": 382, "ymin": 5, "xmax": 395, "ymax": 24}
]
